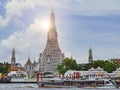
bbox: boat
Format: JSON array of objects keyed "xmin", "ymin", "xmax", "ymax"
[
  {"xmin": 0, "ymin": 76, "xmax": 11, "ymax": 83},
  {"xmin": 80, "ymin": 79, "xmax": 119, "ymax": 89},
  {"xmin": 38, "ymin": 78, "xmax": 119, "ymax": 88},
  {"xmin": 38, "ymin": 80, "xmax": 76, "ymax": 88}
]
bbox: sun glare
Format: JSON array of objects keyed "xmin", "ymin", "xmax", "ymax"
[{"xmin": 40, "ymin": 19, "xmax": 50, "ymax": 31}]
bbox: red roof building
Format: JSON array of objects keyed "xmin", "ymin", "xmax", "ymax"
[{"xmin": 114, "ymin": 59, "xmax": 120, "ymax": 65}]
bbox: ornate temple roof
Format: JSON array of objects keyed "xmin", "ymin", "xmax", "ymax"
[
  {"xmin": 25, "ymin": 57, "xmax": 32, "ymax": 65},
  {"xmin": 32, "ymin": 60, "xmax": 37, "ymax": 66}
]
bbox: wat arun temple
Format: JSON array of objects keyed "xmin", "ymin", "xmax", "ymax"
[{"xmin": 36, "ymin": 9, "xmax": 64, "ymax": 73}]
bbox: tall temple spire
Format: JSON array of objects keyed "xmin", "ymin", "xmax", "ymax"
[
  {"xmin": 48, "ymin": 8, "xmax": 57, "ymax": 41},
  {"xmin": 88, "ymin": 47, "xmax": 93, "ymax": 63},
  {"xmin": 50, "ymin": 7, "xmax": 56, "ymax": 29},
  {"xmin": 11, "ymin": 48, "xmax": 16, "ymax": 67},
  {"xmin": 37, "ymin": 7, "xmax": 64, "ymax": 73}
]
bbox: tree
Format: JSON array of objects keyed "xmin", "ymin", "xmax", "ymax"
[
  {"xmin": 0, "ymin": 65, "xmax": 3, "ymax": 73},
  {"xmin": 57, "ymin": 58, "xmax": 77, "ymax": 74},
  {"xmin": 90, "ymin": 60, "xmax": 105, "ymax": 68},
  {"xmin": 57, "ymin": 58, "xmax": 120, "ymax": 74},
  {"xmin": 76, "ymin": 64, "xmax": 83, "ymax": 70},
  {"xmin": 103, "ymin": 60, "xmax": 119, "ymax": 73},
  {"xmin": 57, "ymin": 64, "xmax": 67, "ymax": 74},
  {"xmin": 0, "ymin": 62, "xmax": 10, "ymax": 75}
]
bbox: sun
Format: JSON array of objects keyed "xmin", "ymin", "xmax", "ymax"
[{"xmin": 40, "ymin": 19, "xmax": 50, "ymax": 31}]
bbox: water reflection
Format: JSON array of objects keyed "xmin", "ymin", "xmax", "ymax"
[
  {"xmin": 0, "ymin": 83, "xmax": 38, "ymax": 88},
  {"xmin": 0, "ymin": 83, "xmax": 119, "ymax": 90}
]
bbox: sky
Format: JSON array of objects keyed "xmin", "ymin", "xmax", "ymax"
[{"xmin": 0, "ymin": 0, "xmax": 120, "ymax": 65}]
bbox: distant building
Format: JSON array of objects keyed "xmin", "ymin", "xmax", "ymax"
[
  {"xmin": 88, "ymin": 47, "xmax": 93, "ymax": 63},
  {"xmin": 64, "ymin": 67, "xmax": 107, "ymax": 80},
  {"xmin": 113, "ymin": 67, "xmax": 120, "ymax": 77},
  {"xmin": 114, "ymin": 59, "xmax": 120, "ymax": 65},
  {"xmin": 10, "ymin": 48, "xmax": 24, "ymax": 71},
  {"xmin": 36, "ymin": 8, "xmax": 64, "ymax": 73},
  {"xmin": 11, "ymin": 48, "xmax": 16, "ymax": 67},
  {"xmin": 32, "ymin": 59, "xmax": 37, "ymax": 71},
  {"xmin": 24, "ymin": 57, "xmax": 37, "ymax": 76}
]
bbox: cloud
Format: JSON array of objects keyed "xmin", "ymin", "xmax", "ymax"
[
  {"xmin": 1, "ymin": 0, "xmax": 120, "ymax": 27},
  {"xmin": 0, "ymin": 17, "xmax": 47, "ymax": 64},
  {"xmin": 0, "ymin": 15, "xmax": 10, "ymax": 27},
  {"xmin": 53, "ymin": 0, "xmax": 120, "ymax": 15},
  {"xmin": 5, "ymin": 0, "xmax": 48, "ymax": 17},
  {"xmin": 0, "ymin": 0, "xmax": 50, "ymax": 28},
  {"xmin": 2, "ymin": 17, "xmax": 45, "ymax": 49}
]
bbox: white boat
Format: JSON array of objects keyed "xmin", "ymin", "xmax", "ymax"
[
  {"xmin": 11, "ymin": 78, "xmax": 24, "ymax": 82},
  {"xmin": 38, "ymin": 78, "xmax": 119, "ymax": 88},
  {"xmin": 82, "ymin": 79, "xmax": 119, "ymax": 89}
]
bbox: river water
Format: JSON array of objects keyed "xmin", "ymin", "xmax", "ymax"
[{"xmin": 0, "ymin": 83, "xmax": 119, "ymax": 90}]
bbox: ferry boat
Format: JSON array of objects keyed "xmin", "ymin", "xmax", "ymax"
[
  {"xmin": 38, "ymin": 78, "xmax": 119, "ymax": 88},
  {"xmin": 80, "ymin": 79, "xmax": 119, "ymax": 89},
  {"xmin": 37, "ymin": 72, "xmax": 119, "ymax": 88},
  {"xmin": 0, "ymin": 76, "xmax": 11, "ymax": 83}
]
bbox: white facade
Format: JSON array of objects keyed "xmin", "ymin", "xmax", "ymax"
[
  {"xmin": 24, "ymin": 58, "xmax": 37, "ymax": 76},
  {"xmin": 64, "ymin": 67, "xmax": 108, "ymax": 80}
]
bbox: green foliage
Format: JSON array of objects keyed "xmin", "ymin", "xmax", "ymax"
[
  {"xmin": 0, "ymin": 62, "xmax": 10, "ymax": 75},
  {"xmin": 103, "ymin": 60, "xmax": 119, "ymax": 73},
  {"xmin": 90, "ymin": 60, "xmax": 105, "ymax": 68},
  {"xmin": 57, "ymin": 64, "xmax": 67, "ymax": 74},
  {"xmin": 31, "ymin": 73, "xmax": 35, "ymax": 78},
  {"xmin": 76, "ymin": 64, "xmax": 83, "ymax": 70},
  {"xmin": 43, "ymin": 72, "xmax": 53, "ymax": 75},
  {"xmin": 57, "ymin": 58, "xmax": 77, "ymax": 74},
  {"xmin": 89, "ymin": 59, "xmax": 119, "ymax": 73},
  {"xmin": 57, "ymin": 58, "xmax": 120, "ymax": 74}
]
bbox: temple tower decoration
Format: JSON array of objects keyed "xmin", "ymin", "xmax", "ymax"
[
  {"xmin": 88, "ymin": 47, "xmax": 93, "ymax": 63},
  {"xmin": 38, "ymin": 8, "xmax": 64, "ymax": 73},
  {"xmin": 11, "ymin": 48, "xmax": 16, "ymax": 67}
]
